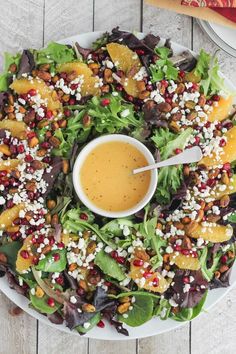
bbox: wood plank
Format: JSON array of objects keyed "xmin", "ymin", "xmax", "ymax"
[
  {"xmin": 38, "ymin": 1, "xmax": 93, "ymax": 352},
  {"xmin": 191, "ymin": 288, "xmax": 236, "ymax": 354},
  {"xmin": 142, "ymin": 4, "xmax": 192, "ymax": 48},
  {"xmin": 141, "ymin": 5, "xmax": 192, "ymax": 353},
  {"xmin": 192, "ymin": 19, "xmax": 236, "ymax": 82},
  {"xmin": 94, "ymin": 0, "xmax": 142, "ymax": 32},
  {"xmin": 44, "ymin": 0, "xmax": 93, "ymax": 44},
  {"xmin": 90, "ymin": 1, "xmax": 142, "ymax": 352},
  {"xmin": 138, "ymin": 324, "xmax": 189, "ymax": 354},
  {"xmin": 0, "ymin": 0, "xmax": 44, "ymax": 53},
  {"xmin": 0, "ymin": 291, "xmax": 37, "ymax": 354}
]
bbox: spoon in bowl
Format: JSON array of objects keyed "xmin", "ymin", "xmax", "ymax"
[{"xmin": 133, "ymin": 146, "xmax": 202, "ymax": 175}]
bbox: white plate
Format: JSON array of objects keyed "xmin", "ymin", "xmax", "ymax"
[
  {"xmin": 0, "ymin": 31, "xmax": 236, "ymax": 340},
  {"xmin": 199, "ymin": 19, "xmax": 236, "ymax": 57}
]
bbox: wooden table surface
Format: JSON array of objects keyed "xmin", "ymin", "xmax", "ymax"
[{"xmin": 0, "ymin": 1, "xmax": 236, "ymax": 353}]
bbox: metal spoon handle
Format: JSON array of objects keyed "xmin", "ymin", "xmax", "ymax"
[{"xmin": 133, "ymin": 146, "xmax": 203, "ymax": 175}]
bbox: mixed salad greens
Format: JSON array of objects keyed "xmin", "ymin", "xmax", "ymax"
[{"xmin": 0, "ymin": 27, "xmax": 235, "ymax": 335}]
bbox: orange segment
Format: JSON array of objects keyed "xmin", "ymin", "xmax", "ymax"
[
  {"xmin": 10, "ymin": 78, "xmax": 62, "ymax": 111},
  {"xmin": 0, "ymin": 159, "xmax": 20, "ymax": 172},
  {"xmin": 0, "ymin": 204, "xmax": 25, "ymax": 230},
  {"xmin": 200, "ymin": 126, "xmax": 236, "ymax": 167},
  {"xmin": 190, "ymin": 223, "xmax": 233, "ymax": 243},
  {"xmin": 129, "ymin": 258, "xmax": 169, "ymax": 293},
  {"xmin": 57, "ymin": 62, "xmax": 101, "ymax": 97},
  {"xmin": 16, "ymin": 236, "xmax": 34, "ymax": 273},
  {"xmin": 106, "ymin": 43, "xmax": 142, "ymax": 75},
  {"xmin": 207, "ymin": 96, "xmax": 233, "ymax": 123},
  {"xmin": 210, "ymin": 174, "xmax": 236, "ymax": 200},
  {"xmin": 169, "ymin": 253, "xmax": 200, "ymax": 271},
  {"xmin": 0, "ymin": 120, "xmax": 27, "ymax": 140}
]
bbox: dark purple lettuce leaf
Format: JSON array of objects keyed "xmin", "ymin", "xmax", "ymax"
[
  {"xmin": 0, "ymin": 92, "xmax": 8, "ymax": 110},
  {"xmin": 75, "ymin": 42, "xmax": 92, "ymax": 60},
  {"xmin": 210, "ymin": 267, "xmax": 232, "ymax": 289},
  {"xmin": 170, "ymin": 51, "xmax": 197, "ymax": 72},
  {"xmin": 48, "ymin": 311, "xmax": 64, "ymax": 325},
  {"xmin": 143, "ymin": 101, "xmax": 168, "ymax": 128},
  {"xmin": 63, "ymin": 287, "xmax": 116, "ymax": 330},
  {"xmin": 163, "ymin": 177, "xmax": 190, "ymax": 212},
  {"xmin": 0, "ymin": 129, "xmax": 6, "ymax": 139},
  {"xmin": 17, "ymin": 50, "xmax": 35, "ymax": 78},
  {"xmin": 53, "ymin": 224, "xmax": 62, "ymax": 243},
  {"xmin": 42, "ymin": 157, "xmax": 62, "ymax": 196},
  {"xmin": 0, "ymin": 262, "xmax": 7, "ymax": 277},
  {"xmin": 172, "ymin": 270, "xmax": 208, "ymax": 308},
  {"xmin": 6, "ymin": 271, "xmax": 27, "ymax": 296},
  {"xmin": 70, "ymin": 143, "xmax": 78, "ymax": 170},
  {"xmin": 102, "ymin": 303, "xmax": 129, "ymax": 336},
  {"xmin": 108, "ymin": 27, "xmax": 159, "ymax": 54},
  {"xmin": 63, "ymin": 271, "xmax": 78, "ymax": 290}
]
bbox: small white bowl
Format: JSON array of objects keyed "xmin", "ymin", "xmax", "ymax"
[{"xmin": 73, "ymin": 134, "xmax": 158, "ymax": 218}]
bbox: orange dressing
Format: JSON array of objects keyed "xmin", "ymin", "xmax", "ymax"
[{"xmin": 80, "ymin": 141, "xmax": 151, "ymax": 212}]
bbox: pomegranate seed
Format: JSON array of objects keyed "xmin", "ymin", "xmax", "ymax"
[
  {"xmin": 36, "ymin": 115, "xmax": 43, "ymax": 122},
  {"xmin": 194, "ymin": 136, "xmax": 200, "ymax": 144},
  {"xmin": 10, "ymin": 145, "xmax": 17, "ymax": 154},
  {"xmin": 207, "ymin": 178, "xmax": 216, "ymax": 187},
  {"xmin": 2, "ymin": 180, "xmax": 10, "ymax": 187},
  {"xmin": 152, "ymin": 277, "xmax": 159, "ymax": 287},
  {"xmin": 175, "ymin": 148, "xmax": 182, "ymax": 155},
  {"xmin": 6, "ymin": 200, "xmax": 14, "ymax": 209},
  {"xmin": 206, "ymin": 100, "xmax": 213, "ymax": 106},
  {"xmin": 64, "ymin": 109, "xmax": 71, "ymax": 117},
  {"xmin": 117, "ymin": 256, "xmax": 125, "ymax": 264},
  {"xmin": 70, "ymin": 83, "xmax": 79, "ymax": 90},
  {"xmin": 165, "ymin": 97, "xmax": 172, "ymax": 104},
  {"xmin": 222, "ymin": 163, "xmax": 231, "ymax": 172},
  {"xmin": 28, "ymin": 89, "xmax": 37, "ymax": 96},
  {"xmin": 60, "ymin": 72, "xmax": 67, "ymax": 80},
  {"xmin": 77, "ymin": 287, "xmax": 85, "ymax": 296},
  {"xmin": 3, "ymin": 138, "xmax": 10, "ymax": 145},
  {"xmin": 56, "ymin": 276, "xmax": 64, "ymax": 285},
  {"xmin": 199, "ymin": 183, "xmax": 207, "ymax": 191},
  {"xmin": 101, "ymin": 98, "xmax": 110, "ymax": 107},
  {"xmin": 97, "ymin": 320, "xmax": 105, "ymax": 328},
  {"xmin": 20, "ymin": 93, "xmax": 28, "ymax": 101},
  {"xmin": 191, "ymin": 83, "xmax": 198, "ymax": 91},
  {"xmin": 224, "ymin": 122, "xmax": 233, "ymax": 130},
  {"xmin": 11, "ymin": 232, "xmax": 21, "ymax": 240},
  {"xmin": 42, "ymin": 156, "xmax": 51, "ymax": 164},
  {"xmin": 116, "ymin": 84, "xmax": 123, "ymax": 92},
  {"xmin": 25, "ymin": 154, "xmax": 33, "ymax": 162},
  {"xmin": 28, "ymin": 191, "xmax": 35, "ymax": 200},
  {"xmin": 205, "ymin": 121, "xmax": 211, "ymax": 128},
  {"xmin": 90, "ymin": 269, "xmax": 98, "ymax": 276},
  {"xmin": 143, "ymin": 271, "xmax": 153, "ymax": 279},
  {"xmin": 53, "ymin": 253, "xmax": 60, "ymax": 261},
  {"xmin": 29, "ymin": 122, "xmax": 36, "ymax": 129},
  {"xmin": 181, "ymin": 249, "xmax": 190, "ymax": 256},
  {"xmin": 47, "ymin": 298, "xmax": 55, "ymax": 307},
  {"xmin": 146, "ymin": 84, "xmax": 153, "ymax": 91},
  {"xmin": 80, "ymin": 213, "xmax": 88, "ymax": 220},
  {"xmin": 57, "ymin": 242, "xmax": 65, "ymax": 249},
  {"xmin": 20, "ymin": 250, "xmax": 29, "ymax": 259},
  {"xmin": 183, "ymin": 276, "xmax": 190, "ymax": 284},
  {"xmin": 161, "ymin": 80, "xmax": 169, "ymax": 88},
  {"xmin": 133, "ymin": 259, "xmax": 144, "ymax": 267},
  {"xmin": 125, "ymin": 94, "xmax": 134, "ymax": 102},
  {"xmin": 31, "ymin": 236, "xmax": 37, "ymax": 244},
  {"xmin": 0, "ymin": 170, "xmax": 7, "ymax": 177},
  {"xmin": 13, "ymin": 217, "xmax": 21, "ymax": 225},
  {"xmin": 69, "ymin": 98, "xmax": 76, "ymax": 105},
  {"xmin": 27, "ymin": 131, "xmax": 36, "ymax": 139},
  {"xmin": 32, "ymin": 256, "xmax": 39, "ymax": 265},
  {"xmin": 104, "ymin": 281, "xmax": 112, "ymax": 287},
  {"xmin": 49, "ymin": 237, "xmax": 55, "ymax": 246},
  {"xmin": 41, "ymin": 142, "xmax": 50, "ymax": 149},
  {"xmin": 219, "ymin": 139, "xmax": 226, "ymax": 147},
  {"xmin": 212, "ymin": 94, "xmax": 220, "ymax": 101},
  {"xmin": 179, "ymin": 71, "xmax": 185, "ymax": 78},
  {"xmin": 174, "ymin": 245, "xmax": 182, "ymax": 252},
  {"xmin": 191, "ymin": 251, "xmax": 198, "ymax": 258},
  {"xmin": 46, "ymin": 110, "xmax": 53, "ymax": 119},
  {"xmin": 111, "ymin": 250, "xmax": 118, "ymax": 259},
  {"xmin": 221, "ymin": 255, "xmax": 228, "ymax": 264},
  {"xmin": 17, "ymin": 145, "xmax": 25, "ymax": 154},
  {"xmin": 135, "ymin": 49, "xmax": 145, "ymax": 55}
]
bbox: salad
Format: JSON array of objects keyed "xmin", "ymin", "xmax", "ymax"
[{"xmin": 0, "ymin": 27, "xmax": 235, "ymax": 336}]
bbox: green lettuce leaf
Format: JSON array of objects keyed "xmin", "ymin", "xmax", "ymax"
[
  {"xmin": 0, "ymin": 52, "xmax": 21, "ymax": 91},
  {"xmin": 150, "ymin": 46, "xmax": 179, "ymax": 82},
  {"xmin": 35, "ymin": 42, "xmax": 75, "ymax": 65}
]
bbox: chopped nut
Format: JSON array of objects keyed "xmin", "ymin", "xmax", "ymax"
[
  {"xmin": 51, "ymin": 214, "xmax": 59, "ymax": 226},
  {"xmin": 37, "ymin": 71, "xmax": 51, "ymax": 81},
  {"xmin": 163, "ymin": 254, "xmax": 170, "ymax": 263},
  {"xmin": 86, "ymin": 241, "xmax": 97, "ymax": 255},
  {"xmin": 183, "ymin": 165, "xmax": 190, "ymax": 177},
  {"xmin": 66, "ymin": 71, "xmax": 78, "ymax": 82},
  {"xmin": 187, "ymin": 111, "xmax": 197, "ymax": 121},
  {"xmin": 37, "ymin": 149, "xmax": 47, "ymax": 157},
  {"xmin": 104, "ymin": 68, "xmax": 113, "ymax": 83},
  {"xmin": 8, "ymin": 94, "xmax": 14, "ymax": 106},
  {"xmin": 204, "ymin": 202, "xmax": 213, "ymax": 211},
  {"xmin": 41, "ymin": 245, "xmax": 51, "ymax": 255},
  {"xmin": 134, "ymin": 248, "xmax": 150, "ymax": 261},
  {"xmin": 39, "ymin": 63, "xmax": 50, "ymax": 71},
  {"xmin": 214, "ymin": 271, "xmax": 221, "ymax": 279},
  {"xmin": 31, "ymin": 160, "xmax": 44, "ymax": 170},
  {"xmin": 29, "ymin": 137, "xmax": 39, "ymax": 148},
  {"xmin": 182, "ymin": 216, "xmax": 191, "ymax": 224},
  {"xmin": 52, "ymin": 75, "xmax": 59, "ymax": 84},
  {"xmin": 206, "ymin": 214, "xmax": 221, "ymax": 223},
  {"xmin": 138, "ymin": 91, "xmax": 150, "ymax": 100},
  {"xmin": 136, "ymin": 81, "xmax": 146, "ymax": 92},
  {"xmin": 196, "ymin": 209, "xmax": 204, "ymax": 222},
  {"xmin": 101, "ymin": 85, "xmax": 110, "ymax": 93},
  {"xmin": 173, "ymin": 221, "xmax": 184, "ymax": 230},
  {"xmin": 51, "ymin": 122, "xmax": 59, "ymax": 130},
  {"xmin": 227, "ymin": 251, "xmax": 235, "ymax": 259},
  {"xmin": 156, "ymin": 222, "xmax": 163, "ymax": 230},
  {"xmin": 25, "ymin": 181, "xmax": 36, "ymax": 192},
  {"xmin": 185, "ymin": 221, "xmax": 198, "ymax": 235},
  {"xmin": 47, "ymin": 200, "xmax": 56, "ymax": 210},
  {"xmin": 69, "ymin": 263, "xmax": 77, "ymax": 272},
  {"xmin": 0, "ymin": 252, "xmax": 7, "ymax": 263},
  {"xmin": 182, "ymin": 236, "xmax": 192, "ymax": 250},
  {"xmin": 82, "ymin": 114, "xmax": 92, "ymax": 127},
  {"xmin": 35, "ymin": 286, "xmax": 45, "ymax": 298},
  {"xmin": 221, "ymin": 171, "xmax": 230, "ymax": 185},
  {"xmin": 119, "ymin": 296, "xmax": 131, "ymax": 303},
  {"xmin": 0, "ymin": 144, "xmax": 11, "ymax": 156},
  {"xmin": 82, "ymin": 303, "xmax": 96, "ymax": 313},
  {"xmin": 8, "ymin": 63, "xmax": 17, "ymax": 73},
  {"xmin": 219, "ymin": 195, "xmax": 230, "ymax": 208},
  {"xmin": 83, "ymin": 230, "xmax": 92, "ymax": 239},
  {"xmin": 62, "ymin": 159, "xmax": 69, "ymax": 174},
  {"xmin": 58, "ymin": 119, "xmax": 67, "ymax": 128},
  {"xmin": 175, "ymin": 83, "xmax": 185, "ymax": 94},
  {"xmin": 219, "ymin": 264, "xmax": 229, "ymax": 273},
  {"xmin": 37, "ymin": 120, "xmax": 49, "ymax": 129},
  {"xmin": 157, "ymin": 102, "xmax": 172, "ymax": 113},
  {"xmin": 198, "ymin": 95, "xmax": 206, "ymax": 107},
  {"xmin": 45, "ymin": 213, "xmax": 51, "ymax": 224},
  {"xmin": 78, "ymin": 279, "xmax": 88, "ymax": 291},
  {"xmin": 49, "ymin": 136, "xmax": 61, "ymax": 148},
  {"xmin": 62, "ymin": 94, "xmax": 70, "ymax": 103},
  {"xmin": 169, "ymin": 120, "xmax": 180, "ymax": 133},
  {"xmin": 185, "ymin": 101, "xmax": 196, "ymax": 109},
  {"xmin": 117, "ymin": 302, "xmax": 131, "ymax": 314}
]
